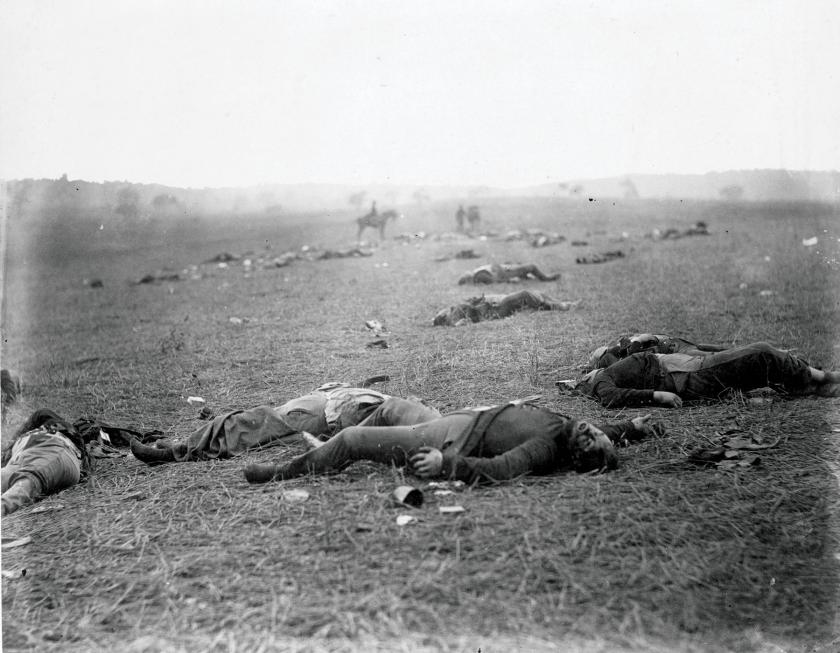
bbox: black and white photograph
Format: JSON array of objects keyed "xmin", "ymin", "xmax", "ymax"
[{"xmin": 1, "ymin": 1, "xmax": 838, "ymax": 651}]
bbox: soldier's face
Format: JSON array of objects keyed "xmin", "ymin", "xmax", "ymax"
[{"xmin": 570, "ymin": 421, "xmax": 618, "ymax": 472}]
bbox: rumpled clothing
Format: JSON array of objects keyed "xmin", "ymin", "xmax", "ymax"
[
  {"xmin": 175, "ymin": 384, "xmax": 391, "ymax": 461},
  {"xmin": 657, "ymin": 353, "xmax": 704, "ymax": 394},
  {"xmin": 316, "ymin": 383, "xmax": 390, "ymax": 430},
  {"xmin": 2, "ymin": 428, "xmax": 82, "ymax": 515}
]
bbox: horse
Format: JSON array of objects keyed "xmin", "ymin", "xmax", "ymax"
[{"xmin": 356, "ymin": 209, "xmax": 400, "ymax": 241}]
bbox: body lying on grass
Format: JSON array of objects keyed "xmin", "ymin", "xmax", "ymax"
[
  {"xmin": 573, "ymin": 341, "xmax": 840, "ymax": 408},
  {"xmin": 433, "ymin": 290, "xmax": 579, "ymax": 327},
  {"xmin": 244, "ymin": 397, "xmax": 662, "ymax": 485},
  {"xmin": 586, "ymin": 333, "xmax": 729, "ymax": 370},
  {"xmin": 1, "ymin": 409, "xmax": 88, "ymax": 516},
  {"xmin": 130, "ymin": 383, "xmax": 440, "ymax": 465},
  {"xmin": 457, "ymin": 263, "xmax": 560, "ymax": 285}
]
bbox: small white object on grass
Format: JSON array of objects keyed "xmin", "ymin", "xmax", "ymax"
[
  {"xmin": 2, "ymin": 536, "xmax": 32, "ymax": 549},
  {"xmin": 229, "ymin": 317, "xmax": 243, "ymax": 325},
  {"xmin": 758, "ymin": 290, "xmax": 775, "ymax": 297},
  {"xmin": 281, "ymin": 489, "xmax": 310, "ymax": 503},
  {"xmin": 438, "ymin": 505, "xmax": 465, "ymax": 514},
  {"xmin": 426, "ymin": 481, "xmax": 465, "ymax": 490},
  {"xmin": 187, "ymin": 396, "xmax": 205, "ymax": 406},
  {"xmin": 396, "ymin": 514, "xmax": 416, "ymax": 526},
  {"xmin": 802, "ymin": 236, "xmax": 818, "ymax": 247},
  {"xmin": 749, "ymin": 397, "xmax": 774, "ymax": 405},
  {"xmin": 1, "ymin": 568, "xmax": 26, "ymax": 579},
  {"xmin": 30, "ymin": 503, "xmax": 64, "ymax": 514}
]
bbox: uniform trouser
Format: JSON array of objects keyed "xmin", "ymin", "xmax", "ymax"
[
  {"xmin": 275, "ymin": 412, "xmax": 474, "ymax": 480},
  {"xmin": 508, "ymin": 264, "xmax": 553, "ymax": 281},
  {"xmin": 496, "ymin": 290, "xmax": 557, "ymax": 317},
  {"xmin": 1, "ymin": 443, "xmax": 81, "ymax": 515},
  {"xmin": 176, "ymin": 405, "xmax": 329, "ymax": 462},
  {"xmin": 668, "ymin": 342, "xmax": 813, "ymax": 400},
  {"xmin": 176, "ymin": 396, "xmax": 437, "ymax": 462},
  {"xmin": 356, "ymin": 397, "xmax": 442, "ymax": 427}
]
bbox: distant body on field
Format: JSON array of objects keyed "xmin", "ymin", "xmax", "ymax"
[
  {"xmin": 433, "ymin": 290, "xmax": 578, "ymax": 327},
  {"xmin": 458, "ymin": 263, "xmax": 560, "ymax": 285}
]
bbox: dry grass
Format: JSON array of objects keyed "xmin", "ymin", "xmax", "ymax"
[{"xmin": 2, "ymin": 198, "xmax": 839, "ymax": 652}]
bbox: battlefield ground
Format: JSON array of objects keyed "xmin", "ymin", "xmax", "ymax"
[{"xmin": 1, "ymin": 196, "xmax": 839, "ymax": 652}]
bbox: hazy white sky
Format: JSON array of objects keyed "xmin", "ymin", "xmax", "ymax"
[{"xmin": 1, "ymin": 0, "xmax": 838, "ymax": 188}]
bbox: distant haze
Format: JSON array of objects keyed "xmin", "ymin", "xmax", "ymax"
[
  {"xmin": 1, "ymin": 1, "xmax": 838, "ymax": 188},
  {"xmin": 6, "ymin": 171, "xmax": 838, "ymax": 222}
]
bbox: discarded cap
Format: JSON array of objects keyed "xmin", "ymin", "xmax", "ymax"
[{"xmin": 392, "ymin": 485, "xmax": 423, "ymax": 508}]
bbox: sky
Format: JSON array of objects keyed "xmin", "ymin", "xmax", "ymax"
[{"xmin": 1, "ymin": 0, "xmax": 838, "ymax": 189}]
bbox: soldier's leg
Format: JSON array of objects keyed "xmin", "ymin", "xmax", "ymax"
[
  {"xmin": 245, "ymin": 413, "xmax": 473, "ymax": 483},
  {"xmin": 357, "ymin": 397, "xmax": 442, "ymax": 427},
  {"xmin": 1, "ymin": 475, "xmax": 42, "ymax": 516}
]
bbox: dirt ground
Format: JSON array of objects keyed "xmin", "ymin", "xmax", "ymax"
[{"xmin": 2, "ymin": 197, "xmax": 839, "ymax": 652}]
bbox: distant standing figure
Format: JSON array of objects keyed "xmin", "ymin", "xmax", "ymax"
[
  {"xmin": 455, "ymin": 205, "xmax": 466, "ymax": 232},
  {"xmin": 433, "ymin": 290, "xmax": 579, "ymax": 327},
  {"xmin": 466, "ymin": 205, "xmax": 481, "ymax": 233},
  {"xmin": 458, "ymin": 263, "xmax": 560, "ymax": 285}
]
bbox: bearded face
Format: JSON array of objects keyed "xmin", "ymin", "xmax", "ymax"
[{"xmin": 569, "ymin": 421, "xmax": 618, "ymax": 472}]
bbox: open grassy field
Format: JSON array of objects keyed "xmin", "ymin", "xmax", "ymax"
[{"xmin": 2, "ymin": 197, "xmax": 839, "ymax": 652}]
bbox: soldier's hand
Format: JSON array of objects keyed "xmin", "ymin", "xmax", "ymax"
[
  {"xmin": 653, "ymin": 391, "xmax": 683, "ymax": 408},
  {"xmin": 410, "ymin": 447, "xmax": 443, "ymax": 478},
  {"xmin": 630, "ymin": 413, "xmax": 666, "ymax": 438}
]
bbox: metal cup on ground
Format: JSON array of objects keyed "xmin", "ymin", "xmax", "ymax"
[{"xmin": 392, "ymin": 485, "xmax": 423, "ymax": 508}]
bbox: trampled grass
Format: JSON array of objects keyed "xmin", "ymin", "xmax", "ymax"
[{"xmin": 1, "ymin": 198, "xmax": 839, "ymax": 652}]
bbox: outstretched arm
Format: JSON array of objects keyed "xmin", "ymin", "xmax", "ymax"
[
  {"xmin": 595, "ymin": 415, "xmax": 666, "ymax": 445},
  {"xmin": 696, "ymin": 343, "xmax": 728, "ymax": 352},
  {"xmin": 590, "ymin": 372, "xmax": 656, "ymax": 407}
]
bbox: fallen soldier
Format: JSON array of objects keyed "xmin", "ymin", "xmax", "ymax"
[
  {"xmin": 433, "ymin": 290, "xmax": 579, "ymax": 327},
  {"xmin": 244, "ymin": 399, "xmax": 663, "ymax": 484},
  {"xmin": 134, "ymin": 271, "xmax": 182, "ymax": 284},
  {"xmin": 586, "ymin": 333, "xmax": 729, "ymax": 370},
  {"xmin": 2, "ymin": 409, "xmax": 88, "ymax": 516},
  {"xmin": 502, "ymin": 229, "xmax": 566, "ymax": 248},
  {"xmin": 575, "ymin": 250, "xmax": 625, "ymax": 264},
  {"xmin": 653, "ymin": 221, "xmax": 710, "ymax": 240},
  {"xmin": 312, "ymin": 247, "xmax": 374, "ymax": 260},
  {"xmin": 458, "ymin": 263, "xmax": 560, "ymax": 285},
  {"xmin": 573, "ymin": 342, "xmax": 840, "ymax": 408},
  {"xmin": 130, "ymin": 383, "xmax": 441, "ymax": 465}
]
